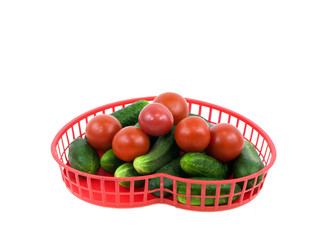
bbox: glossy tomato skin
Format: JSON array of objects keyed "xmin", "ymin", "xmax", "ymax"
[
  {"xmin": 153, "ymin": 92, "xmax": 188, "ymax": 125},
  {"xmin": 206, "ymin": 123, "xmax": 244, "ymax": 162},
  {"xmin": 85, "ymin": 114, "xmax": 122, "ymax": 151},
  {"xmin": 138, "ymin": 103, "xmax": 174, "ymax": 136},
  {"xmin": 174, "ymin": 116, "xmax": 211, "ymax": 152},
  {"xmin": 112, "ymin": 126, "xmax": 150, "ymax": 161}
]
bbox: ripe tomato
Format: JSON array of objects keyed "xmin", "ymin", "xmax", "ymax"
[
  {"xmin": 153, "ymin": 92, "xmax": 188, "ymax": 125},
  {"xmin": 206, "ymin": 123, "xmax": 244, "ymax": 162},
  {"xmin": 85, "ymin": 114, "xmax": 122, "ymax": 151},
  {"xmin": 112, "ymin": 126, "xmax": 150, "ymax": 161},
  {"xmin": 138, "ymin": 103, "xmax": 174, "ymax": 136},
  {"xmin": 174, "ymin": 116, "xmax": 211, "ymax": 152}
]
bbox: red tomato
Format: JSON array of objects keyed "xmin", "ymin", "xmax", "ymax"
[
  {"xmin": 85, "ymin": 114, "xmax": 122, "ymax": 151},
  {"xmin": 112, "ymin": 126, "xmax": 150, "ymax": 161},
  {"xmin": 206, "ymin": 123, "xmax": 244, "ymax": 162},
  {"xmin": 138, "ymin": 103, "xmax": 174, "ymax": 136},
  {"xmin": 153, "ymin": 92, "xmax": 188, "ymax": 125},
  {"xmin": 174, "ymin": 116, "xmax": 211, "ymax": 152}
]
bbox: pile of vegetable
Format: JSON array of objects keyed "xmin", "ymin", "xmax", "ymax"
[{"xmin": 68, "ymin": 92, "xmax": 265, "ymax": 206}]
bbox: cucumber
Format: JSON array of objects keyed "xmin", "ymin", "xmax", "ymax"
[
  {"xmin": 188, "ymin": 113, "xmax": 214, "ymax": 127},
  {"xmin": 223, "ymin": 161, "xmax": 234, "ymax": 179},
  {"xmin": 148, "ymin": 156, "xmax": 188, "ymax": 197},
  {"xmin": 133, "ymin": 126, "xmax": 180, "ymax": 175},
  {"xmin": 233, "ymin": 140, "xmax": 265, "ymax": 189},
  {"xmin": 180, "ymin": 152, "xmax": 227, "ymax": 179},
  {"xmin": 177, "ymin": 177, "xmax": 241, "ymax": 206},
  {"xmin": 111, "ymin": 100, "xmax": 149, "ymax": 127},
  {"xmin": 114, "ymin": 162, "xmax": 144, "ymax": 188},
  {"xmin": 100, "ymin": 149, "xmax": 126, "ymax": 175},
  {"xmin": 68, "ymin": 138, "xmax": 100, "ymax": 174},
  {"xmin": 134, "ymin": 122, "xmax": 140, "ymax": 127}
]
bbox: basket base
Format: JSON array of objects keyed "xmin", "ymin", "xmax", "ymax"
[{"xmin": 62, "ymin": 167, "xmax": 263, "ymax": 212}]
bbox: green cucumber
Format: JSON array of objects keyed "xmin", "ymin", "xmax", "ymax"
[
  {"xmin": 148, "ymin": 156, "xmax": 188, "ymax": 197},
  {"xmin": 68, "ymin": 138, "xmax": 100, "ymax": 174},
  {"xmin": 177, "ymin": 177, "xmax": 241, "ymax": 206},
  {"xmin": 111, "ymin": 100, "xmax": 149, "ymax": 127},
  {"xmin": 133, "ymin": 127, "xmax": 180, "ymax": 175},
  {"xmin": 100, "ymin": 149, "xmax": 126, "ymax": 175},
  {"xmin": 180, "ymin": 152, "xmax": 227, "ymax": 179},
  {"xmin": 114, "ymin": 162, "xmax": 144, "ymax": 188},
  {"xmin": 188, "ymin": 113, "xmax": 214, "ymax": 127},
  {"xmin": 223, "ymin": 161, "xmax": 234, "ymax": 179},
  {"xmin": 134, "ymin": 122, "xmax": 140, "ymax": 127},
  {"xmin": 233, "ymin": 141, "xmax": 265, "ymax": 189}
]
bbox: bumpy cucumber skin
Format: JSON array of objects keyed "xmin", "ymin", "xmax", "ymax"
[
  {"xmin": 188, "ymin": 113, "xmax": 214, "ymax": 127},
  {"xmin": 114, "ymin": 162, "xmax": 144, "ymax": 188},
  {"xmin": 180, "ymin": 152, "xmax": 227, "ymax": 179},
  {"xmin": 148, "ymin": 156, "xmax": 188, "ymax": 197},
  {"xmin": 68, "ymin": 138, "xmax": 100, "ymax": 174},
  {"xmin": 233, "ymin": 141, "xmax": 265, "ymax": 189},
  {"xmin": 177, "ymin": 177, "xmax": 241, "ymax": 206},
  {"xmin": 133, "ymin": 127, "xmax": 180, "ymax": 175},
  {"xmin": 111, "ymin": 100, "xmax": 149, "ymax": 127},
  {"xmin": 100, "ymin": 149, "xmax": 125, "ymax": 175}
]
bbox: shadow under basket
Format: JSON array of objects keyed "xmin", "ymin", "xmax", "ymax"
[{"xmin": 51, "ymin": 96, "xmax": 276, "ymax": 212}]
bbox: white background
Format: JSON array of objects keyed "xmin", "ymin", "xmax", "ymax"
[{"xmin": 1, "ymin": 1, "xmax": 319, "ymax": 239}]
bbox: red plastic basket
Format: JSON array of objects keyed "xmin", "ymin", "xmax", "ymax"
[{"xmin": 51, "ymin": 96, "xmax": 276, "ymax": 211}]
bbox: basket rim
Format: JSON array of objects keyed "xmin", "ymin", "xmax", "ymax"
[{"xmin": 50, "ymin": 96, "xmax": 277, "ymax": 184}]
